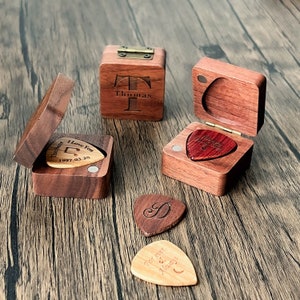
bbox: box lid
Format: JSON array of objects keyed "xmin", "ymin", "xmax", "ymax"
[
  {"xmin": 192, "ymin": 57, "xmax": 266, "ymax": 137},
  {"xmin": 13, "ymin": 73, "xmax": 75, "ymax": 168}
]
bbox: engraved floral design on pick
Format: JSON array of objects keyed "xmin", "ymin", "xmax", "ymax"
[
  {"xmin": 131, "ymin": 240, "xmax": 197, "ymax": 286},
  {"xmin": 186, "ymin": 129, "xmax": 237, "ymax": 161}
]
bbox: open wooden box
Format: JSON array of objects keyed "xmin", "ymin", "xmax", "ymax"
[
  {"xmin": 162, "ymin": 57, "xmax": 266, "ymax": 196},
  {"xmin": 13, "ymin": 73, "xmax": 113, "ymax": 199},
  {"xmin": 99, "ymin": 45, "xmax": 166, "ymax": 121}
]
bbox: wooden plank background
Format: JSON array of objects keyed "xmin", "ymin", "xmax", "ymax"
[{"xmin": 0, "ymin": 0, "xmax": 299, "ymax": 299}]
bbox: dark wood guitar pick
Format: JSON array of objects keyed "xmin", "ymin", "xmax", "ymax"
[
  {"xmin": 133, "ymin": 194, "xmax": 186, "ymax": 237},
  {"xmin": 186, "ymin": 129, "xmax": 237, "ymax": 161}
]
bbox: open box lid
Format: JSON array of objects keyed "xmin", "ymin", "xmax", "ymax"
[
  {"xmin": 192, "ymin": 57, "xmax": 266, "ymax": 137},
  {"xmin": 13, "ymin": 73, "xmax": 75, "ymax": 168}
]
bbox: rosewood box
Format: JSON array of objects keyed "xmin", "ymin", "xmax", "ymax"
[
  {"xmin": 13, "ymin": 73, "xmax": 113, "ymax": 199},
  {"xmin": 162, "ymin": 57, "xmax": 266, "ymax": 196},
  {"xmin": 99, "ymin": 45, "xmax": 166, "ymax": 121}
]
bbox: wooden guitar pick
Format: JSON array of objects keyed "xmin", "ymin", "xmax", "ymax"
[
  {"xmin": 46, "ymin": 137, "xmax": 105, "ymax": 168},
  {"xmin": 186, "ymin": 129, "xmax": 237, "ymax": 161},
  {"xmin": 134, "ymin": 194, "xmax": 186, "ymax": 237},
  {"xmin": 131, "ymin": 240, "xmax": 197, "ymax": 286}
]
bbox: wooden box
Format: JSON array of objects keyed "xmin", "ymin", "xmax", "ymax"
[
  {"xmin": 162, "ymin": 57, "xmax": 266, "ymax": 196},
  {"xmin": 13, "ymin": 74, "xmax": 113, "ymax": 199},
  {"xmin": 99, "ymin": 45, "xmax": 166, "ymax": 121}
]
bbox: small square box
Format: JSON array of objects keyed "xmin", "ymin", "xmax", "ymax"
[
  {"xmin": 162, "ymin": 57, "xmax": 266, "ymax": 196},
  {"xmin": 99, "ymin": 45, "xmax": 166, "ymax": 121},
  {"xmin": 13, "ymin": 74, "xmax": 113, "ymax": 199}
]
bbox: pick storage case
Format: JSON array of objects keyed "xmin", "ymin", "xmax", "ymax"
[
  {"xmin": 14, "ymin": 73, "xmax": 113, "ymax": 199},
  {"xmin": 162, "ymin": 57, "xmax": 266, "ymax": 196}
]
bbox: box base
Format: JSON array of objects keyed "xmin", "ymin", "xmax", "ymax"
[
  {"xmin": 162, "ymin": 122, "xmax": 253, "ymax": 196},
  {"xmin": 101, "ymin": 107, "xmax": 164, "ymax": 121},
  {"xmin": 32, "ymin": 133, "xmax": 113, "ymax": 199}
]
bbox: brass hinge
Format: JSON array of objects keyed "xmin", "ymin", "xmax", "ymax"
[
  {"xmin": 117, "ymin": 46, "xmax": 154, "ymax": 60},
  {"xmin": 205, "ymin": 121, "xmax": 241, "ymax": 135}
]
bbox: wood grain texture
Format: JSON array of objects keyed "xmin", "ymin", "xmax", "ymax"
[
  {"xmin": 133, "ymin": 194, "xmax": 186, "ymax": 237},
  {"xmin": 1, "ymin": 0, "xmax": 299, "ymax": 299},
  {"xmin": 100, "ymin": 45, "xmax": 165, "ymax": 120},
  {"xmin": 13, "ymin": 74, "xmax": 75, "ymax": 168},
  {"xmin": 45, "ymin": 137, "xmax": 105, "ymax": 169},
  {"xmin": 186, "ymin": 129, "xmax": 238, "ymax": 161},
  {"xmin": 162, "ymin": 122, "xmax": 254, "ymax": 196},
  {"xmin": 192, "ymin": 57, "xmax": 266, "ymax": 136},
  {"xmin": 131, "ymin": 240, "xmax": 197, "ymax": 286},
  {"xmin": 33, "ymin": 133, "xmax": 113, "ymax": 199}
]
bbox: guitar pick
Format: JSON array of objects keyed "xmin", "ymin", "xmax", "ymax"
[
  {"xmin": 186, "ymin": 129, "xmax": 237, "ymax": 161},
  {"xmin": 46, "ymin": 137, "xmax": 105, "ymax": 168},
  {"xmin": 134, "ymin": 194, "xmax": 186, "ymax": 237},
  {"xmin": 131, "ymin": 240, "xmax": 197, "ymax": 286}
]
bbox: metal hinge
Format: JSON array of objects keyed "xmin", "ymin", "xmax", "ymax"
[
  {"xmin": 205, "ymin": 121, "xmax": 241, "ymax": 135},
  {"xmin": 117, "ymin": 46, "xmax": 154, "ymax": 60}
]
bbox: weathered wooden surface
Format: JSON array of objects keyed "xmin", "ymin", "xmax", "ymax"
[{"xmin": 0, "ymin": 0, "xmax": 299, "ymax": 299}]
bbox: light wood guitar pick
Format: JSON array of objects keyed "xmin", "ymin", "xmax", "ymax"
[
  {"xmin": 186, "ymin": 129, "xmax": 237, "ymax": 161},
  {"xmin": 134, "ymin": 194, "xmax": 186, "ymax": 237},
  {"xmin": 46, "ymin": 137, "xmax": 105, "ymax": 168},
  {"xmin": 131, "ymin": 240, "xmax": 197, "ymax": 286}
]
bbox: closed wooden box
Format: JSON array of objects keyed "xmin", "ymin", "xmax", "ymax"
[
  {"xmin": 162, "ymin": 57, "xmax": 266, "ymax": 196},
  {"xmin": 13, "ymin": 74, "xmax": 113, "ymax": 199},
  {"xmin": 99, "ymin": 45, "xmax": 166, "ymax": 121}
]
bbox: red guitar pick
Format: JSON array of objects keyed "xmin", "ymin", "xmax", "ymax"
[
  {"xmin": 134, "ymin": 194, "xmax": 186, "ymax": 237},
  {"xmin": 186, "ymin": 129, "xmax": 237, "ymax": 161}
]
